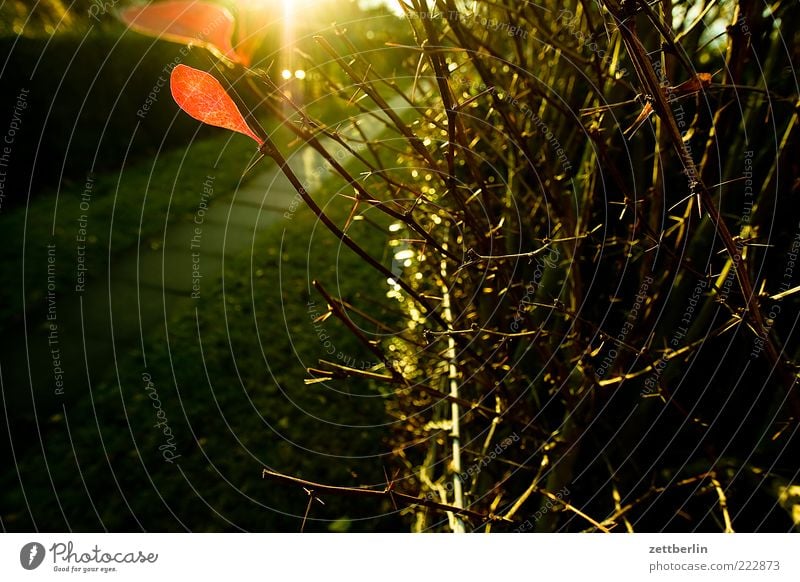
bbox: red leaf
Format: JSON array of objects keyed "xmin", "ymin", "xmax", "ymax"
[
  {"xmin": 170, "ymin": 65, "xmax": 262, "ymax": 145},
  {"xmin": 120, "ymin": 1, "xmax": 239, "ymax": 63}
]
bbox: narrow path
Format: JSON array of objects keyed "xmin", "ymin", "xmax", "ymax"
[{"xmin": 1, "ymin": 102, "xmax": 400, "ymax": 414}]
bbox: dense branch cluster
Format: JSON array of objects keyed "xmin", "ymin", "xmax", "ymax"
[{"xmin": 245, "ymin": 0, "xmax": 799, "ymax": 532}]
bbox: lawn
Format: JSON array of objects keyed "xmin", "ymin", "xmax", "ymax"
[{"xmin": 2, "ymin": 102, "xmax": 409, "ymax": 531}]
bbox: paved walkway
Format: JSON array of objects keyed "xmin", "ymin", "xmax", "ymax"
[{"xmin": 1, "ymin": 101, "xmax": 400, "ymax": 410}]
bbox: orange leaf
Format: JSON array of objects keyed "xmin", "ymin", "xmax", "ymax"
[
  {"xmin": 170, "ymin": 65, "xmax": 262, "ymax": 145},
  {"xmin": 120, "ymin": 1, "xmax": 239, "ymax": 63}
]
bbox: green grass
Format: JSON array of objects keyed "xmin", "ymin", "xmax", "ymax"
[
  {"xmin": 0, "ymin": 128, "xmax": 271, "ymax": 324},
  {"xmin": 1, "ymin": 67, "xmax": 415, "ymax": 530},
  {"xmin": 0, "ymin": 80, "xmax": 376, "ymax": 326},
  {"xmin": 1, "ymin": 134, "xmax": 406, "ymax": 532}
]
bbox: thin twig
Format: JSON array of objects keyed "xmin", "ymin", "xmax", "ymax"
[{"xmin": 261, "ymin": 468, "xmax": 512, "ymax": 524}]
